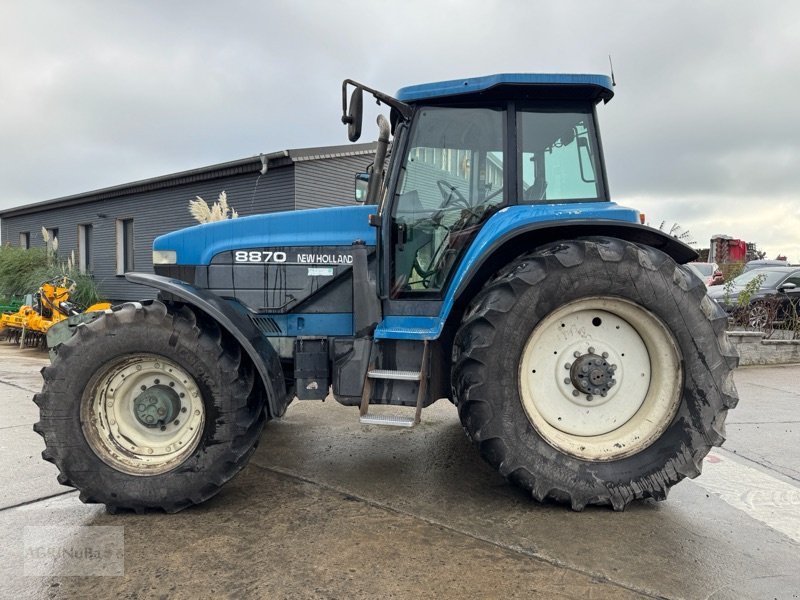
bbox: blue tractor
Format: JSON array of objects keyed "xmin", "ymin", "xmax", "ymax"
[{"xmin": 35, "ymin": 73, "xmax": 738, "ymax": 512}]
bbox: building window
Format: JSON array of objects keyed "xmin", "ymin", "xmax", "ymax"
[
  {"xmin": 19, "ymin": 232, "xmax": 30, "ymax": 249},
  {"xmin": 46, "ymin": 227, "xmax": 59, "ymax": 252},
  {"xmin": 116, "ymin": 219, "xmax": 134, "ymax": 274},
  {"xmin": 78, "ymin": 224, "xmax": 93, "ymax": 273}
]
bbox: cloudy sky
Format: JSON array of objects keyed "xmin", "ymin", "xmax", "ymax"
[{"xmin": 1, "ymin": 1, "xmax": 798, "ymax": 260}]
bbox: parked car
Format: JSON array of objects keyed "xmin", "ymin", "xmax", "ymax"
[
  {"xmin": 707, "ymin": 267, "xmax": 800, "ymax": 327},
  {"xmin": 742, "ymin": 259, "xmax": 789, "ymax": 273},
  {"xmin": 686, "ymin": 262, "xmax": 724, "ymax": 287}
]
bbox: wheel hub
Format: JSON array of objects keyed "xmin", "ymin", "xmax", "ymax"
[
  {"xmin": 81, "ymin": 354, "xmax": 205, "ymax": 476},
  {"xmin": 519, "ymin": 298, "xmax": 682, "ymax": 460},
  {"xmin": 568, "ymin": 349, "xmax": 617, "ymax": 400},
  {"xmin": 133, "ymin": 385, "xmax": 181, "ymax": 428}
]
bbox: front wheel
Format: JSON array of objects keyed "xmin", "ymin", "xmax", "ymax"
[
  {"xmin": 452, "ymin": 238, "xmax": 739, "ymax": 510},
  {"xmin": 34, "ymin": 301, "xmax": 266, "ymax": 513}
]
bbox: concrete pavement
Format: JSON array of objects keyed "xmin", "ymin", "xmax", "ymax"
[{"xmin": 0, "ymin": 344, "xmax": 798, "ymax": 599}]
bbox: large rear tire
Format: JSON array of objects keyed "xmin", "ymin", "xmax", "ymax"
[
  {"xmin": 452, "ymin": 237, "xmax": 739, "ymax": 510},
  {"xmin": 34, "ymin": 301, "xmax": 266, "ymax": 513}
]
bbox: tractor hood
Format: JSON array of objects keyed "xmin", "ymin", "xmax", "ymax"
[{"xmin": 154, "ymin": 205, "xmax": 377, "ymax": 266}]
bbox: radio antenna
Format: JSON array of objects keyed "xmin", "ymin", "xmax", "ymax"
[{"xmin": 608, "ymin": 55, "xmax": 617, "ymax": 87}]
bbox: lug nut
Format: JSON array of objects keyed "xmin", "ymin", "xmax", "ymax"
[
  {"xmin": 564, "ymin": 378, "xmax": 571, "ymax": 384},
  {"xmin": 572, "ymin": 390, "xmax": 580, "ymax": 397},
  {"xmin": 588, "ymin": 347, "xmax": 595, "ymax": 354},
  {"xmin": 574, "ymin": 351, "xmax": 581, "ymax": 358},
  {"xmin": 587, "ymin": 395, "xmax": 594, "ymax": 402},
  {"xmin": 564, "ymin": 363, "xmax": 571, "ymax": 370}
]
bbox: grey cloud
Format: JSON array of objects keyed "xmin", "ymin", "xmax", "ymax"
[{"xmin": 1, "ymin": 0, "xmax": 799, "ymax": 263}]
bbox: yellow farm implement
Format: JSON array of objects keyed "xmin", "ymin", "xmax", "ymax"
[{"xmin": 0, "ymin": 277, "xmax": 110, "ymax": 348}]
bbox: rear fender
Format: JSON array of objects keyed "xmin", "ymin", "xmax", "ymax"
[
  {"xmin": 452, "ymin": 219, "xmax": 697, "ymax": 305},
  {"xmin": 438, "ymin": 217, "xmax": 698, "ymax": 340},
  {"xmin": 126, "ymin": 272, "xmax": 288, "ymax": 418}
]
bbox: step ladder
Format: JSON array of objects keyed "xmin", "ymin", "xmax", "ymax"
[{"xmin": 359, "ymin": 340, "xmax": 429, "ymax": 428}]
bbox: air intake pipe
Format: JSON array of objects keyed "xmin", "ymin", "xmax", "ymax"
[{"xmin": 366, "ymin": 114, "xmax": 391, "ymax": 205}]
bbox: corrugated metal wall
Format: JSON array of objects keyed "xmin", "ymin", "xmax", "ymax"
[{"xmin": 294, "ymin": 155, "xmax": 372, "ymax": 210}]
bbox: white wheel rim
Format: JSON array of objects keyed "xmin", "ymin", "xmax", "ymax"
[
  {"xmin": 81, "ymin": 354, "xmax": 206, "ymax": 476},
  {"xmin": 748, "ymin": 305, "xmax": 768, "ymax": 328},
  {"xmin": 519, "ymin": 297, "xmax": 682, "ymax": 461}
]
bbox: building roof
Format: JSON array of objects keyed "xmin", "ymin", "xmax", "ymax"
[
  {"xmin": 0, "ymin": 142, "xmax": 377, "ymax": 219},
  {"xmin": 395, "ymin": 73, "xmax": 615, "ymax": 103}
]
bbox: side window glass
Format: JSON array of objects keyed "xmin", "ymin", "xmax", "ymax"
[
  {"xmin": 519, "ymin": 109, "xmax": 602, "ymax": 202},
  {"xmin": 393, "ymin": 107, "xmax": 505, "ymax": 295}
]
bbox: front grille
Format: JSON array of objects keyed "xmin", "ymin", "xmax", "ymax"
[{"xmin": 154, "ymin": 265, "xmax": 196, "ymax": 284}]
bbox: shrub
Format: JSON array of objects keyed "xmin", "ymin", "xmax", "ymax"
[
  {"xmin": 0, "ymin": 243, "xmax": 105, "ymax": 309},
  {"xmin": 0, "ymin": 245, "xmax": 49, "ymax": 297},
  {"xmin": 189, "ymin": 191, "xmax": 238, "ymax": 224}
]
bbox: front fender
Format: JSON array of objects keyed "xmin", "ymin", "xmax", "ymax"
[{"xmin": 126, "ymin": 272, "xmax": 288, "ymax": 418}]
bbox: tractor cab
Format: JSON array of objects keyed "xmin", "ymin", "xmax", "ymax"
[{"xmin": 342, "ymin": 74, "xmax": 630, "ymax": 310}]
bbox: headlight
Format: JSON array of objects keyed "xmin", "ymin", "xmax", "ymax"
[{"xmin": 152, "ymin": 250, "xmax": 177, "ymax": 265}]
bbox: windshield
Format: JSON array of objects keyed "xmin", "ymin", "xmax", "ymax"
[{"xmin": 731, "ymin": 269, "xmax": 787, "ymax": 288}]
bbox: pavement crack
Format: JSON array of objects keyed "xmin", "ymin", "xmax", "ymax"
[
  {"xmin": 715, "ymin": 446, "xmax": 800, "ymax": 483},
  {"xmin": 0, "ymin": 378, "xmax": 39, "ymax": 394},
  {"xmin": 252, "ymin": 462, "xmax": 669, "ymax": 600},
  {"xmin": 0, "ymin": 489, "xmax": 77, "ymax": 512},
  {"xmin": 0, "ymin": 423, "xmax": 37, "ymax": 431},
  {"xmin": 738, "ymin": 380, "xmax": 799, "ymax": 395},
  {"xmin": 729, "ymin": 420, "xmax": 799, "ymax": 425}
]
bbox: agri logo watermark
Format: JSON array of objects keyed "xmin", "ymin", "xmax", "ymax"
[{"xmin": 24, "ymin": 526, "xmax": 124, "ymax": 576}]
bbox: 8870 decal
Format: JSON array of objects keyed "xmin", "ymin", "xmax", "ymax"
[{"xmin": 234, "ymin": 250, "xmax": 288, "ymax": 263}]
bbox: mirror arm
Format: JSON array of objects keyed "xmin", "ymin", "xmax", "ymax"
[{"xmin": 342, "ymin": 79, "xmax": 413, "ymax": 122}]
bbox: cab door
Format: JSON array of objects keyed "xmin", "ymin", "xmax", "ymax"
[{"xmin": 388, "ymin": 105, "xmax": 507, "ymax": 304}]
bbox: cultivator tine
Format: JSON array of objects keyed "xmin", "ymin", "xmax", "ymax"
[{"xmin": 23, "ymin": 331, "xmax": 44, "ymax": 348}]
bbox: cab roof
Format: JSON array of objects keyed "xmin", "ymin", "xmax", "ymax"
[{"xmin": 395, "ymin": 73, "xmax": 614, "ymax": 104}]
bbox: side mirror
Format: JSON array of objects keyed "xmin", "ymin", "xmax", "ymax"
[
  {"xmin": 343, "ymin": 87, "xmax": 363, "ymax": 142},
  {"xmin": 354, "ymin": 172, "xmax": 369, "ymax": 203},
  {"xmin": 778, "ymin": 282, "xmax": 797, "ymax": 292}
]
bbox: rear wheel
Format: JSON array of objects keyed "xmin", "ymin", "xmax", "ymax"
[
  {"xmin": 452, "ymin": 237, "xmax": 738, "ymax": 510},
  {"xmin": 34, "ymin": 301, "xmax": 266, "ymax": 513}
]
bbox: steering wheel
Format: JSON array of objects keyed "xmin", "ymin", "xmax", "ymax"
[{"xmin": 436, "ymin": 180, "xmax": 470, "ymax": 210}]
